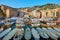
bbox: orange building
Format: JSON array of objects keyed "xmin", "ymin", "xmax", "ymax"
[{"xmin": 1, "ymin": 5, "xmax": 19, "ymax": 18}]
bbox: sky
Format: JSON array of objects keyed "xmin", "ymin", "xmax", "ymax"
[{"xmin": 0, "ymin": 0, "xmax": 60, "ymax": 8}]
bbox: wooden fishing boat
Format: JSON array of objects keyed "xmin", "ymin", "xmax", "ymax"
[
  {"xmin": 48, "ymin": 27, "xmax": 60, "ymax": 38},
  {"xmin": 47, "ymin": 27, "xmax": 58, "ymax": 40},
  {"xmin": 36, "ymin": 27, "xmax": 49, "ymax": 39},
  {"xmin": 54, "ymin": 27, "xmax": 60, "ymax": 33},
  {"xmin": 13, "ymin": 28, "xmax": 24, "ymax": 40},
  {"xmin": 3, "ymin": 28, "xmax": 17, "ymax": 40},
  {"xmin": 0, "ymin": 28, "xmax": 11, "ymax": 39},
  {"xmin": 42, "ymin": 27, "xmax": 49, "ymax": 38},
  {"xmin": 32, "ymin": 28, "xmax": 40, "ymax": 40},
  {"xmin": 24, "ymin": 28, "xmax": 31, "ymax": 40}
]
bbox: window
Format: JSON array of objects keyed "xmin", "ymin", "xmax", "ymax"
[
  {"xmin": 53, "ymin": 12, "xmax": 55, "ymax": 16},
  {"xmin": 40, "ymin": 12, "xmax": 42, "ymax": 18},
  {"xmin": 56, "ymin": 12, "xmax": 60, "ymax": 17},
  {"xmin": 46, "ymin": 12, "xmax": 48, "ymax": 16}
]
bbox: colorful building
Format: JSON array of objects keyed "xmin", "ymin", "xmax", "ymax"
[
  {"xmin": 1, "ymin": 5, "xmax": 19, "ymax": 18},
  {"xmin": 0, "ymin": 5, "xmax": 60, "ymax": 18},
  {"xmin": 41, "ymin": 8, "xmax": 60, "ymax": 18}
]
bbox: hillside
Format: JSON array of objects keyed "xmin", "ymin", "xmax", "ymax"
[
  {"xmin": 1, "ymin": 4, "xmax": 60, "ymax": 10},
  {"xmin": 33, "ymin": 4, "xmax": 60, "ymax": 10}
]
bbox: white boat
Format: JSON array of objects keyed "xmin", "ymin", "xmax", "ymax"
[
  {"xmin": 3, "ymin": 28, "xmax": 17, "ymax": 40},
  {"xmin": 32, "ymin": 28, "xmax": 40, "ymax": 40},
  {"xmin": 48, "ymin": 27, "xmax": 60, "ymax": 38},
  {"xmin": 36, "ymin": 27, "xmax": 49, "ymax": 39},
  {"xmin": 0, "ymin": 28, "xmax": 11, "ymax": 38},
  {"xmin": 24, "ymin": 28, "xmax": 31, "ymax": 40},
  {"xmin": 13, "ymin": 28, "xmax": 24, "ymax": 40}
]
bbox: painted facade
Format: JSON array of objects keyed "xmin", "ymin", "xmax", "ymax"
[
  {"xmin": 1, "ymin": 5, "xmax": 60, "ymax": 18},
  {"xmin": 1, "ymin": 5, "xmax": 18, "ymax": 18}
]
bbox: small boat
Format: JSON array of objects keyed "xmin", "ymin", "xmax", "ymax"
[
  {"xmin": 32, "ymin": 28, "xmax": 40, "ymax": 40},
  {"xmin": 58, "ymin": 28, "xmax": 60, "ymax": 30},
  {"xmin": 54, "ymin": 27, "xmax": 60, "ymax": 33},
  {"xmin": 24, "ymin": 28, "xmax": 31, "ymax": 40},
  {"xmin": 13, "ymin": 28, "xmax": 24, "ymax": 40},
  {"xmin": 48, "ymin": 27, "xmax": 60, "ymax": 38},
  {"xmin": 36, "ymin": 27, "xmax": 49, "ymax": 39},
  {"xmin": 42, "ymin": 27, "xmax": 49, "ymax": 38},
  {"xmin": 47, "ymin": 27, "xmax": 58, "ymax": 40},
  {"xmin": 3, "ymin": 28, "xmax": 17, "ymax": 40},
  {"xmin": 0, "ymin": 28, "xmax": 11, "ymax": 38}
]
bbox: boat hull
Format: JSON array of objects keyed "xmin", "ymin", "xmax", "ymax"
[{"xmin": 32, "ymin": 28, "xmax": 40, "ymax": 40}]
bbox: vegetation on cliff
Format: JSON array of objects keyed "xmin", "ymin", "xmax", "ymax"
[{"xmin": 33, "ymin": 4, "xmax": 60, "ymax": 10}]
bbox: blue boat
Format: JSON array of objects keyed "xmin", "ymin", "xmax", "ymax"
[
  {"xmin": 54, "ymin": 28, "xmax": 60, "ymax": 33},
  {"xmin": 3, "ymin": 28, "xmax": 17, "ymax": 40},
  {"xmin": 24, "ymin": 28, "xmax": 31, "ymax": 40},
  {"xmin": 0, "ymin": 28, "xmax": 11, "ymax": 39},
  {"xmin": 47, "ymin": 27, "xmax": 58, "ymax": 40},
  {"xmin": 36, "ymin": 27, "xmax": 49, "ymax": 39},
  {"xmin": 13, "ymin": 28, "xmax": 24, "ymax": 40},
  {"xmin": 32, "ymin": 28, "xmax": 40, "ymax": 40},
  {"xmin": 48, "ymin": 27, "xmax": 60, "ymax": 38}
]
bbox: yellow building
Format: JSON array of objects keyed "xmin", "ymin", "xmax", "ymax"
[
  {"xmin": 41, "ymin": 8, "xmax": 60, "ymax": 18},
  {"xmin": 21, "ymin": 8, "xmax": 60, "ymax": 18}
]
